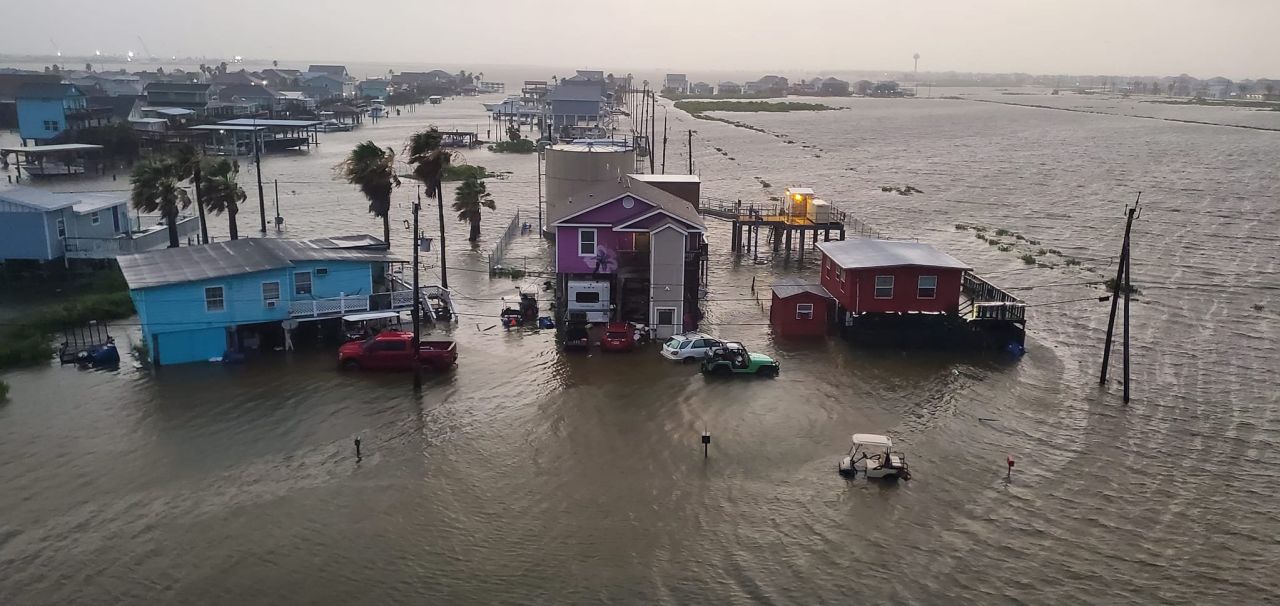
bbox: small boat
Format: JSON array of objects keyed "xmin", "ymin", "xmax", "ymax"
[
  {"xmin": 317, "ymin": 119, "xmax": 353, "ymax": 132},
  {"xmin": 838, "ymin": 433, "xmax": 911, "ymax": 480},
  {"xmin": 499, "ymin": 291, "xmax": 539, "ymax": 327}
]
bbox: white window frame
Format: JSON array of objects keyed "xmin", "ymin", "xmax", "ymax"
[
  {"xmin": 55, "ymin": 217, "xmax": 66, "ymax": 239},
  {"xmin": 917, "ymin": 275, "xmax": 938, "ymax": 299},
  {"xmin": 262, "ymin": 281, "xmax": 281, "ymax": 307},
  {"xmin": 655, "ymin": 306, "xmax": 677, "ymax": 327},
  {"xmin": 204, "ymin": 285, "xmax": 226, "ymax": 312},
  {"xmin": 796, "ymin": 303, "xmax": 815, "ymax": 320},
  {"xmin": 90, "ymin": 211, "xmax": 100, "ymax": 226},
  {"xmin": 874, "ymin": 275, "xmax": 894, "ymax": 299},
  {"xmin": 578, "ymin": 228, "xmax": 597, "ymax": 256},
  {"xmin": 294, "ymin": 271, "xmax": 313, "ymax": 296}
]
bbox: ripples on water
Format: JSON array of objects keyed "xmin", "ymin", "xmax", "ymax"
[{"xmin": 1, "ymin": 87, "xmax": 1277, "ymax": 604}]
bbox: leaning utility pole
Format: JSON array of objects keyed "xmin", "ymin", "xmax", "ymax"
[
  {"xmin": 660, "ymin": 108, "xmax": 668, "ymax": 174},
  {"xmin": 1099, "ymin": 194, "xmax": 1139, "ymax": 402},
  {"xmin": 254, "ymin": 126, "xmax": 266, "ymax": 233},
  {"xmin": 412, "ymin": 185, "xmax": 423, "ymax": 390}
]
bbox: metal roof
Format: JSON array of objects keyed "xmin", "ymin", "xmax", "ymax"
[
  {"xmin": 143, "ymin": 107, "xmax": 196, "ymax": 116},
  {"xmin": 0, "ymin": 143, "xmax": 104, "ymax": 154},
  {"xmin": 117, "ymin": 236, "xmax": 402, "ymax": 290},
  {"xmin": 629, "ymin": 174, "xmax": 700, "ymax": 183},
  {"xmin": 16, "ymin": 82, "xmax": 83, "ymax": 99},
  {"xmin": 0, "ymin": 187, "xmax": 77, "ymax": 211},
  {"xmin": 188, "ymin": 124, "xmax": 265, "ymax": 131},
  {"xmin": 72, "ymin": 193, "xmax": 128, "ymax": 214},
  {"xmin": 771, "ymin": 277, "xmax": 833, "ymax": 299},
  {"xmin": 816, "ymin": 239, "xmax": 971, "ymax": 271},
  {"xmin": 218, "ymin": 118, "xmax": 321, "ymax": 127}
]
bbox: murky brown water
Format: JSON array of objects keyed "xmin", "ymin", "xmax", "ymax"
[{"xmin": 1, "ymin": 81, "xmax": 1278, "ymax": 604}]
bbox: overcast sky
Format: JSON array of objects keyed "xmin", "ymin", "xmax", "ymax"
[{"xmin": 2, "ymin": 0, "xmax": 1275, "ymax": 78}]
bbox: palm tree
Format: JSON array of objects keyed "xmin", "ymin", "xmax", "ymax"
[
  {"xmin": 201, "ymin": 158, "xmax": 247, "ymax": 241},
  {"xmin": 337, "ymin": 141, "xmax": 400, "ymax": 246},
  {"xmin": 171, "ymin": 144, "xmax": 209, "ymax": 244},
  {"xmin": 406, "ymin": 128, "xmax": 452, "ymax": 287},
  {"xmin": 452, "ymin": 174, "xmax": 495, "ymax": 242},
  {"xmin": 130, "ymin": 157, "xmax": 192, "ymax": 248}
]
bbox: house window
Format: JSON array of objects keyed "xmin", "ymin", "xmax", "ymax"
[
  {"xmin": 262, "ymin": 281, "xmax": 281, "ymax": 306},
  {"xmin": 55, "ymin": 218, "xmax": 66, "ymax": 239},
  {"xmin": 578, "ymin": 229, "xmax": 596, "ymax": 256},
  {"xmin": 43, "ymin": 120, "xmax": 59, "ymax": 131},
  {"xmin": 656, "ymin": 307, "xmax": 677, "ymax": 327},
  {"xmin": 874, "ymin": 275, "xmax": 894, "ymax": 299},
  {"xmin": 574, "ymin": 291, "xmax": 601, "ymax": 304},
  {"xmin": 796, "ymin": 303, "xmax": 815, "ymax": 320},
  {"xmin": 918, "ymin": 275, "xmax": 938, "ymax": 299},
  {"xmin": 205, "ymin": 286, "xmax": 225, "ymax": 312},
  {"xmin": 90, "ymin": 211, "xmax": 101, "ymax": 225},
  {"xmin": 294, "ymin": 271, "xmax": 312, "ymax": 296}
]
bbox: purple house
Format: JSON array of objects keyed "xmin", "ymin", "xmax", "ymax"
[{"xmin": 549, "ymin": 176, "xmax": 707, "ymax": 338}]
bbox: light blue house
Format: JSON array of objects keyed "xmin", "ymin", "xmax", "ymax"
[
  {"xmin": 358, "ymin": 79, "xmax": 392, "ymax": 100},
  {"xmin": 0, "ymin": 187, "xmax": 197, "ymax": 262},
  {"xmin": 15, "ymin": 82, "xmax": 110, "ymax": 144},
  {"xmin": 117, "ymin": 236, "xmax": 411, "ymax": 365},
  {"xmin": 549, "ymin": 81, "xmax": 603, "ymax": 132}
]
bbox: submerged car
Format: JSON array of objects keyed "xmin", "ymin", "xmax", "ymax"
[
  {"xmin": 699, "ymin": 342, "xmax": 780, "ymax": 377},
  {"xmin": 600, "ymin": 322, "xmax": 637, "ymax": 353},
  {"xmin": 660, "ymin": 332, "xmax": 723, "ymax": 362}
]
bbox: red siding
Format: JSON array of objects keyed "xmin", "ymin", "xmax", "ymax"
[
  {"xmin": 770, "ymin": 292, "xmax": 831, "ymax": 337},
  {"xmin": 819, "ymin": 252, "xmax": 963, "ymax": 314}
]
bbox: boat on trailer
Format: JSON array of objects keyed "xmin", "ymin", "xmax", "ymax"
[{"xmin": 838, "ymin": 433, "xmax": 911, "ymax": 480}]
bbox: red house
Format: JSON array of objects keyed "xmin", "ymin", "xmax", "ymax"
[
  {"xmin": 769, "ymin": 278, "xmax": 834, "ymax": 337},
  {"xmin": 816, "ymin": 239, "xmax": 970, "ymax": 316}
]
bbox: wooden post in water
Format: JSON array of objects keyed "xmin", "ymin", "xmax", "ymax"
[
  {"xmin": 1099, "ymin": 194, "xmax": 1139, "ymax": 391},
  {"xmin": 412, "ymin": 185, "xmax": 423, "ymax": 391},
  {"xmin": 687, "ymin": 129, "xmax": 694, "ymax": 174},
  {"xmin": 1123, "ymin": 226, "xmax": 1132, "ymax": 403}
]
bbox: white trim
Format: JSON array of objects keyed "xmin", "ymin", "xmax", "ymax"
[
  {"xmin": 795, "ymin": 303, "xmax": 815, "ymax": 320},
  {"xmin": 204, "ymin": 284, "xmax": 227, "ymax": 313},
  {"xmin": 917, "ymin": 275, "xmax": 938, "ymax": 299},
  {"xmin": 654, "ymin": 306, "xmax": 678, "ymax": 329},
  {"xmin": 261, "ymin": 280, "xmax": 281, "ymax": 308},
  {"xmin": 649, "ymin": 222, "xmax": 689, "ymax": 236},
  {"xmin": 614, "ymin": 208, "xmax": 703, "ymax": 232},
  {"xmin": 874, "ymin": 275, "xmax": 894, "ymax": 299},
  {"xmin": 581, "ymin": 226, "xmax": 599, "ymax": 254},
  {"xmin": 554, "ymin": 222, "xmax": 610, "ymax": 228},
  {"xmin": 550, "ymin": 193, "xmax": 654, "ymax": 226},
  {"xmin": 90, "ymin": 211, "xmax": 101, "ymax": 225},
  {"xmin": 294, "ymin": 270, "xmax": 313, "ymax": 296}
]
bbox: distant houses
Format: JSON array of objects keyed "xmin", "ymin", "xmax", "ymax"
[
  {"xmin": 689, "ymin": 81, "xmax": 714, "ymax": 96},
  {"xmin": 818, "ymin": 77, "xmax": 850, "ymax": 96},
  {"xmin": 663, "ymin": 73, "xmax": 689, "ymax": 94},
  {"xmin": 143, "ymin": 82, "xmax": 211, "ymax": 110},
  {"xmin": 717, "ymin": 81, "xmax": 742, "ymax": 95},
  {"xmin": 358, "ymin": 79, "xmax": 392, "ymax": 100},
  {"xmin": 745, "ymin": 75, "xmax": 788, "ymax": 96}
]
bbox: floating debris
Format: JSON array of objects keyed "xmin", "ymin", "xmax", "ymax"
[{"xmin": 880, "ymin": 185, "xmax": 924, "ymax": 195}]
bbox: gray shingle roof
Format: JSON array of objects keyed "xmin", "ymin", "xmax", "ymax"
[
  {"xmin": 771, "ymin": 277, "xmax": 833, "ymax": 299},
  {"xmin": 117, "ymin": 236, "xmax": 402, "ymax": 290},
  {"xmin": 816, "ymin": 239, "xmax": 971, "ymax": 270}
]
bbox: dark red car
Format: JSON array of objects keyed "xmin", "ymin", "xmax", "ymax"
[
  {"xmin": 600, "ymin": 322, "xmax": 636, "ymax": 353},
  {"xmin": 338, "ymin": 331, "xmax": 457, "ymax": 371}
]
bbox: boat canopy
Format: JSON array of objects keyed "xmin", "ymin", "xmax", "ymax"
[
  {"xmin": 851, "ymin": 433, "xmax": 893, "ymax": 449},
  {"xmin": 342, "ymin": 311, "xmax": 403, "ymax": 322}
]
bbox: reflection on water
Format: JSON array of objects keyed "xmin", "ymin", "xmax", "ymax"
[{"xmin": 1, "ymin": 87, "xmax": 1278, "ymax": 604}]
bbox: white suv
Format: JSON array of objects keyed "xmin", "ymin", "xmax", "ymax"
[{"xmin": 661, "ymin": 333, "xmax": 722, "ymax": 362}]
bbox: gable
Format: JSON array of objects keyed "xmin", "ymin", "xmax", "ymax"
[
  {"xmin": 615, "ymin": 210, "xmax": 701, "ymax": 233},
  {"xmin": 560, "ymin": 194, "xmax": 656, "ymax": 225}
]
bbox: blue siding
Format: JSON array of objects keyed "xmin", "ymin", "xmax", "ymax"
[
  {"xmin": 131, "ymin": 259, "xmax": 379, "ymax": 365},
  {"xmin": 0, "ymin": 211, "xmax": 53, "ymax": 260},
  {"xmin": 16, "ymin": 98, "xmax": 66, "ymax": 141},
  {"xmin": 66, "ymin": 204, "xmax": 128, "ymax": 240}
]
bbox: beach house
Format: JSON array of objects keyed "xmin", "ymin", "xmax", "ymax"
[
  {"xmin": 548, "ymin": 176, "xmax": 707, "ymax": 338},
  {"xmin": 15, "ymin": 82, "xmax": 110, "ymax": 144},
  {"xmin": 117, "ymin": 236, "xmax": 409, "ymax": 365},
  {"xmin": 0, "ymin": 187, "xmax": 197, "ymax": 263}
]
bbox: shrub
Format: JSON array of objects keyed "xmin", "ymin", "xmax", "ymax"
[
  {"xmin": 997, "ymin": 244, "xmax": 1013, "ymax": 252},
  {"xmin": 975, "ymin": 233, "xmax": 989, "ymax": 242},
  {"xmin": 488, "ymin": 139, "xmax": 536, "ymax": 153},
  {"xmin": 1019, "ymin": 254, "xmax": 1037, "ymax": 265},
  {"xmin": 994, "ymin": 228, "xmax": 1012, "ymax": 236},
  {"xmin": 1047, "ymin": 248, "xmax": 1062, "ymax": 255},
  {"xmin": 1036, "ymin": 248, "xmax": 1048, "ymax": 256},
  {"xmin": 954, "ymin": 223, "xmax": 970, "ymax": 231},
  {"xmin": 1104, "ymin": 278, "xmax": 1142, "ymax": 295},
  {"xmin": 1064, "ymin": 257, "xmax": 1082, "ymax": 266}
]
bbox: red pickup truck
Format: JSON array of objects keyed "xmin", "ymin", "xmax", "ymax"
[{"xmin": 338, "ymin": 331, "xmax": 457, "ymax": 371}]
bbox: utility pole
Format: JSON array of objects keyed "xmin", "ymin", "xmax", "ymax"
[
  {"xmin": 273, "ymin": 179, "xmax": 281, "ymax": 232},
  {"xmin": 254, "ymin": 125, "xmax": 266, "ymax": 233},
  {"xmin": 687, "ymin": 129, "xmax": 694, "ymax": 174},
  {"xmin": 1099, "ymin": 194, "xmax": 1139, "ymax": 399},
  {"xmin": 435, "ymin": 179, "xmax": 448, "ymax": 289},
  {"xmin": 412, "ymin": 185, "xmax": 423, "ymax": 390},
  {"xmin": 1123, "ymin": 230, "xmax": 1132, "ymax": 403},
  {"xmin": 660, "ymin": 108, "xmax": 668, "ymax": 174},
  {"xmin": 649, "ymin": 91, "xmax": 656, "ymax": 174}
]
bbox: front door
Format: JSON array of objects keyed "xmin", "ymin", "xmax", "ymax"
[{"xmin": 654, "ymin": 306, "xmax": 678, "ymax": 339}]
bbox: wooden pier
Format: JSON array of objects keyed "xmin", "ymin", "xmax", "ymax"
[{"xmin": 700, "ymin": 197, "xmax": 884, "ymax": 262}]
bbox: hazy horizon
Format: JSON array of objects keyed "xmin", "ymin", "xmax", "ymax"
[{"xmin": 2, "ymin": 0, "xmax": 1277, "ymax": 80}]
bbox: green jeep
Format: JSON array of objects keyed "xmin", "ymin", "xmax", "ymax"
[{"xmin": 700, "ymin": 342, "xmax": 780, "ymax": 377}]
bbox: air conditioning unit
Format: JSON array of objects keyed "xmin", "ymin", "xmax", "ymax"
[
  {"xmin": 315, "ymin": 268, "xmax": 329, "ymax": 276},
  {"xmin": 265, "ymin": 300, "xmax": 278, "ymax": 309}
]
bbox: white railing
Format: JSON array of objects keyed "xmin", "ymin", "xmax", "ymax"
[
  {"xmin": 289, "ymin": 294, "xmax": 370, "ymax": 318},
  {"xmin": 63, "ymin": 216, "xmax": 200, "ymax": 259}
]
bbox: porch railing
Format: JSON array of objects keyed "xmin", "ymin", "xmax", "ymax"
[
  {"xmin": 289, "ymin": 295, "xmax": 370, "ymax": 318},
  {"xmin": 962, "ymin": 272, "xmax": 1026, "ymax": 322}
]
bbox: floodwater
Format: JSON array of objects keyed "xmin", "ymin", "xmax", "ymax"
[{"xmin": 2, "ymin": 83, "xmax": 1278, "ymax": 604}]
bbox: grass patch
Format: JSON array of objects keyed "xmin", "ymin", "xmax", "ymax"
[
  {"xmin": 674, "ymin": 100, "xmax": 841, "ymax": 114},
  {"xmin": 1019, "ymin": 254, "xmax": 1037, "ymax": 265},
  {"xmin": 975, "ymin": 233, "xmax": 989, "ymax": 242},
  {"xmin": 997, "ymin": 244, "xmax": 1013, "ymax": 252},
  {"xmin": 1046, "ymin": 248, "xmax": 1062, "ymax": 255},
  {"xmin": 1036, "ymin": 248, "xmax": 1048, "ymax": 255},
  {"xmin": 0, "ymin": 274, "xmax": 135, "ymax": 370},
  {"xmin": 954, "ymin": 223, "xmax": 970, "ymax": 231},
  {"xmin": 1104, "ymin": 278, "xmax": 1142, "ymax": 295},
  {"xmin": 1064, "ymin": 257, "xmax": 1082, "ymax": 266},
  {"xmin": 488, "ymin": 139, "xmax": 536, "ymax": 154},
  {"xmin": 994, "ymin": 228, "xmax": 1012, "ymax": 236}
]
